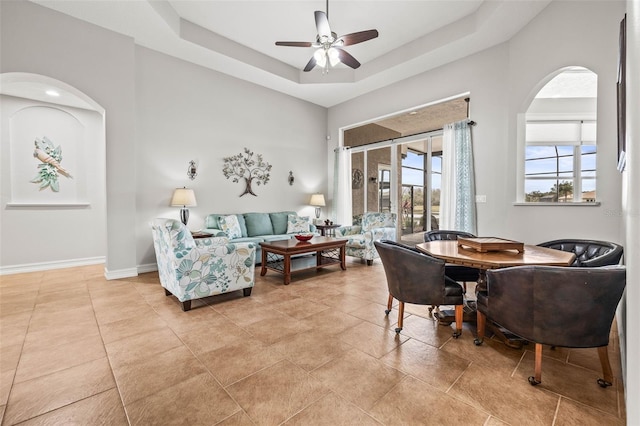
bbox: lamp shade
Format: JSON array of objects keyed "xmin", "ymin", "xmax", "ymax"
[
  {"xmin": 309, "ymin": 193, "xmax": 326, "ymax": 207},
  {"xmin": 170, "ymin": 188, "xmax": 197, "ymax": 207}
]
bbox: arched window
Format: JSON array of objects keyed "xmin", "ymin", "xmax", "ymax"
[{"xmin": 519, "ymin": 67, "xmax": 597, "ymax": 203}]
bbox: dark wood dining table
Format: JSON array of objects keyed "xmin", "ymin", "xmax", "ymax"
[
  {"xmin": 415, "ymin": 239, "xmax": 576, "ymax": 346},
  {"xmin": 415, "ymin": 239, "xmax": 576, "ymax": 291}
]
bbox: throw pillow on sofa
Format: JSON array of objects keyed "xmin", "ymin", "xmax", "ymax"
[
  {"xmin": 244, "ymin": 213, "xmax": 274, "ymax": 236},
  {"xmin": 287, "ymin": 214, "xmax": 311, "ymax": 233},
  {"xmin": 218, "ymin": 215, "xmax": 242, "ymax": 239},
  {"xmin": 270, "ymin": 211, "xmax": 296, "ymax": 235}
]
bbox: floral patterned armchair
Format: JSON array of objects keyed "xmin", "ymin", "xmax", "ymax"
[
  {"xmin": 335, "ymin": 212, "xmax": 397, "ymax": 265},
  {"xmin": 151, "ymin": 218, "xmax": 256, "ymax": 311}
]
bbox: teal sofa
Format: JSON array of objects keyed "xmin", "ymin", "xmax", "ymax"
[{"xmin": 204, "ymin": 211, "xmax": 317, "ymax": 264}]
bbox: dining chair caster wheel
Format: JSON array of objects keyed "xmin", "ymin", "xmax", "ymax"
[
  {"xmin": 394, "ymin": 327, "xmax": 402, "ymax": 334},
  {"xmin": 597, "ymin": 378, "xmax": 612, "ymax": 388},
  {"xmin": 528, "ymin": 376, "xmax": 541, "ymax": 386},
  {"xmin": 474, "ymin": 338, "xmax": 483, "ymax": 346}
]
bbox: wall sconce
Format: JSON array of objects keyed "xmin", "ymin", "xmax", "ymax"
[
  {"xmin": 187, "ymin": 160, "xmax": 198, "ymax": 180},
  {"xmin": 288, "ymin": 171, "xmax": 295, "ymax": 185}
]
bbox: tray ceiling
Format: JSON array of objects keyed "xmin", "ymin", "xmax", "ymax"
[{"xmin": 30, "ymin": 0, "xmax": 550, "ymax": 107}]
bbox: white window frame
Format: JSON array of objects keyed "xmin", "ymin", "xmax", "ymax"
[{"xmin": 516, "ymin": 113, "xmax": 597, "ymax": 204}]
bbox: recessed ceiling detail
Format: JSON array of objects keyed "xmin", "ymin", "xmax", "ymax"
[{"xmin": 30, "ymin": 0, "xmax": 551, "ymax": 107}]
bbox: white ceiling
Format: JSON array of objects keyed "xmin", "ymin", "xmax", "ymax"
[{"xmin": 28, "ymin": 0, "xmax": 551, "ymax": 107}]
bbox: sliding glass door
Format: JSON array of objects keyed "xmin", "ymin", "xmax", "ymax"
[
  {"xmin": 399, "ymin": 135, "xmax": 442, "ymax": 239},
  {"xmin": 350, "ymin": 146, "xmax": 394, "ymax": 217},
  {"xmin": 349, "ymin": 132, "xmax": 442, "ymax": 242}
]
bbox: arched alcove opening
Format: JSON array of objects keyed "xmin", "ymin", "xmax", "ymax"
[
  {"xmin": 0, "ymin": 72, "xmax": 107, "ymax": 273},
  {"xmin": 516, "ymin": 67, "xmax": 598, "ymax": 204}
]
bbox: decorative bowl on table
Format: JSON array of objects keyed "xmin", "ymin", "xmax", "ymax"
[{"xmin": 294, "ymin": 233, "xmax": 314, "ymax": 242}]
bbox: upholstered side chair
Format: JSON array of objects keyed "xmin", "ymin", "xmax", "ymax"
[
  {"xmin": 335, "ymin": 212, "xmax": 397, "ymax": 265},
  {"xmin": 476, "ymin": 265, "xmax": 626, "ymax": 387},
  {"xmin": 375, "ymin": 240, "xmax": 465, "ymax": 338},
  {"xmin": 151, "ymin": 218, "xmax": 256, "ymax": 311}
]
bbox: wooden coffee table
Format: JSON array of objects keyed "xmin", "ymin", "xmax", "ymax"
[{"xmin": 260, "ymin": 237, "xmax": 347, "ymax": 285}]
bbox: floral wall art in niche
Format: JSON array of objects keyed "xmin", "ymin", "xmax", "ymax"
[
  {"xmin": 30, "ymin": 136, "xmax": 73, "ymax": 192},
  {"xmin": 222, "ymin": 147, "xmax": 272, "ymax": 197}
]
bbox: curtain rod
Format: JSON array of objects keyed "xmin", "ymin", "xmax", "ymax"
[{"xmin": 338, "ymin": 119, "xmax": 476, "ymax": 152}]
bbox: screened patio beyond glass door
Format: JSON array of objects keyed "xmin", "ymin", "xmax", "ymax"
[
  {"xmin": 400, "ymin": 136, "xmax": 442, "ymax": 239},
  {"xmin": 348, "ymin": 133, "xmax": 443, "ymax": 243}
]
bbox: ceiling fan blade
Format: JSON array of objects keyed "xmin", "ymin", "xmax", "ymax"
[
  {"xmin": 315, "ymin": 11, "xmax": 332, "ymax": 39},
  {"xmin": 339, "ymin": 29, "xmax": 379, "ymax": 46},
  {"xmin": 303, "ymin": 56, "xmax": 317, "ymax": 72},
  {"xmin": 275, "ymin": 41, "xmax": 313, "ymax": 47},
  {"xmin": 336, "ymin": 48, "xmax": 361, "ymax": 69}
]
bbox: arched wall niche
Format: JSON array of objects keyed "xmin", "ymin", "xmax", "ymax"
[
  {"xmin": 1, "ymin": 72, "xmax": 105, "ymax": 114},
  {"xmin": 0, "ymin": 72, "xmax": 108, "ymax": 273}
]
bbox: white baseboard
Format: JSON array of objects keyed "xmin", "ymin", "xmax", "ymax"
[
  {"xmin": 104, "ymin": 267, "xmax": 138, "ymax": 280},
  {"xmin": 616, "ymin": 308, "xmax": 627, "ymax": 400},
  {"xmin": 0, "ymin": 257, "xmax": 105, "ymax": 276},
  {"xmin": 137, "ymin": 263, "xmax": 158, "ymax": 274},
  {"xmin": 0, "ymin": 258, "xmax": 158, "ymax": 281}
]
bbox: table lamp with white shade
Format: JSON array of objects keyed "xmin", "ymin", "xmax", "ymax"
[
  {"xmin": 171, "ymin": 187, "xmax": 197, "ymax": 226},
  {"xmin": 309, "ymin": 193, "xmax": 325, "ymax": 224}
]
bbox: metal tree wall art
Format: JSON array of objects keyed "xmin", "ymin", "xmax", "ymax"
[
  {"xmin": 222, "ymin": 148, "xmax": 272, "ymax": 197},
  {"xmin": 30, "ymin": 136, "xmax": 73, "ymax": 192}
]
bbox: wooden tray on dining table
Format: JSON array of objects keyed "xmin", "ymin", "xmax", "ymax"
[{"xmin": 457, "ymin": 237, "xmax": 524, "ymax": 253}]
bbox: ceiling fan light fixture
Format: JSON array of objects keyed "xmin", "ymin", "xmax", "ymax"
[
  {"xmin": 314, "ymin": 48, "xmax": 327, "ymax": 67},
  {"xmin": 328, "ymin": 47, "xmax": 341, "ymax": 66},
  {"xmin": 275, "ymin": 0, "xmax": 378, "ymax": 73}
]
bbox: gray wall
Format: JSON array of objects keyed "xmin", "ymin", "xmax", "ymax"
[
  {"xmin": 0, "ymin": 0, "xmax": 136, "ymax": 276},
  {"xmin": 0, "ymin": 1, "xmax": 328, "ymax": 274},
  {"xmin": 504, "ymin": 0, "xmax": 623, "ymax": 244},
  {"xmin": 328, "ymin": 1, "xmax": 624, "ymax": 245},
  {"xmin": 134, "ymin": 46, "xmax": 327, "ymax": 268}
]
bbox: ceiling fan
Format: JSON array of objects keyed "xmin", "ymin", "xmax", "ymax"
[{"xmin": 275, "ymin": 0, "xmax": 379, "ymax": 72}]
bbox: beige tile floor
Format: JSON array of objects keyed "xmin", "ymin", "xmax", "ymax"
[{"xmin": 0, "ymin": 260, "xmax": 626, "ymax": 425}]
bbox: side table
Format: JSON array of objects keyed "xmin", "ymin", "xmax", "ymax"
[
  {"xmin": 315, "ymin": 224, "xmax": 341, "ymax": 237},
  {"xmin": 191, "ymin": 231, "xmax": 213, "ymax": 239}
]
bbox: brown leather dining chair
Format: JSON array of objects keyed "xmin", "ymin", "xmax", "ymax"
[
  {"xmin": 537, "ymin": 239, "xmax": 623, "ymax": 267},
  {"xmin": 424, "ymin": 230, "xmax": 480, "ymax": 285},
  {"xmin": 475, "ymin": 265, "xmax": 626, "ymax": 387},
  {"xmin": 374, "ymin": 240, "xmax": 465, "ymax": 338},
  {"xmin": 424, "ymin": 230, "xmax": 480, "ymax": 319}
]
